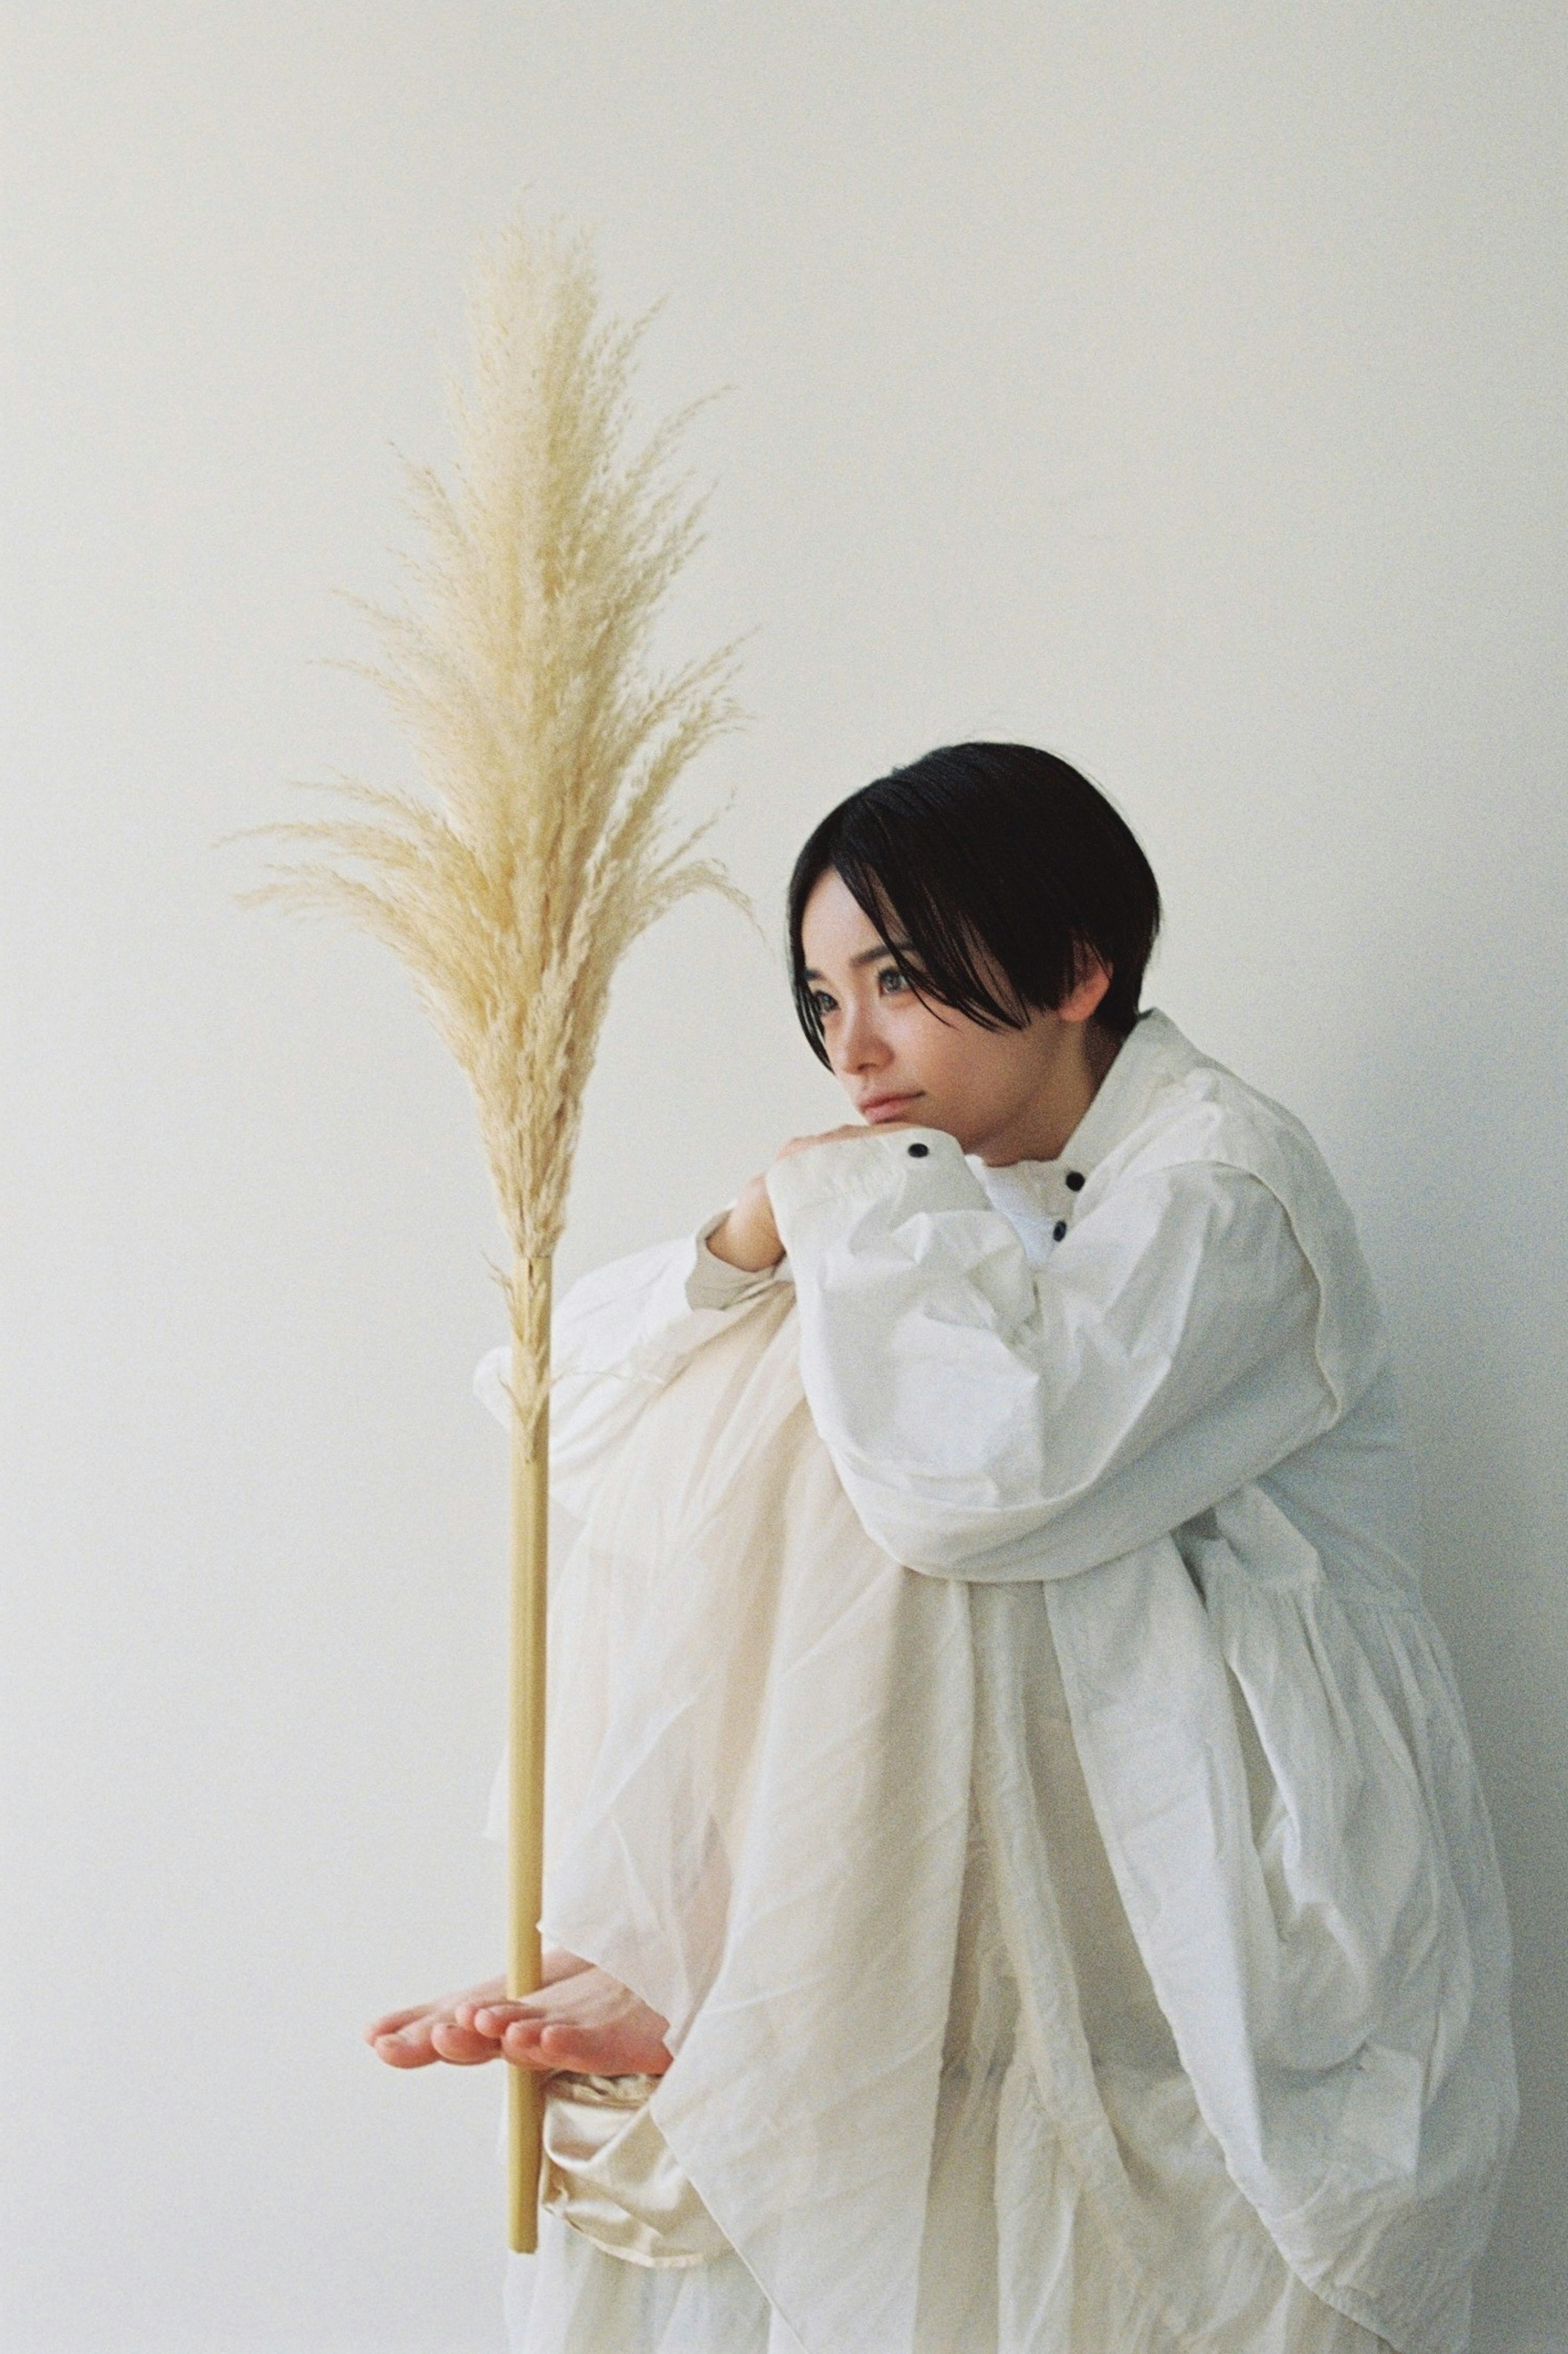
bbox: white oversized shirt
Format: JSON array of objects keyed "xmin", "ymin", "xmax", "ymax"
[{"xmin": 475, "ymin": 1009, "xmax": 1515, "ymax": 2354}]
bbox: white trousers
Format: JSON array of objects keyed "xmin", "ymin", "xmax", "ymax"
[{"xmin": 503, "ymin": 1603, "xmax": 1399, "ymax": 2354}]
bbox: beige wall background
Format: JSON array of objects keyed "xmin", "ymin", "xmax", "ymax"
[{"xmin": 5, "ymin": 6, "xmax": 1565, "ymax": 2349}]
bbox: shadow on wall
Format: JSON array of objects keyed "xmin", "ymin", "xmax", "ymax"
[{"xmin": 1339, "ymin": 826, "xmax": 1568, "ymax": 2354}]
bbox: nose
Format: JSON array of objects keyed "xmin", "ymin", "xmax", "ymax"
[{"xmin": 834, "ymin": 995, "xmax": 891, "ymax": 1076}]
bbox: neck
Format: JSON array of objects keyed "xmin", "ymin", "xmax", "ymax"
[{"xmin": 975, "ymin": 1019, "xmax": 1122, "ymax": 1166}]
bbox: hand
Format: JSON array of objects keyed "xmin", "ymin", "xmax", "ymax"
[
  {"xmin": 706, "ymin": 1122, "xmax": 916, "ymax": 1274},
  {"xmin": 465, "ymin": 1962, "xmax": 674, "ymax": 2077},
  {"xmin": 365, "ymin": 1949, "xmax": 592, "ymax": 2070}
]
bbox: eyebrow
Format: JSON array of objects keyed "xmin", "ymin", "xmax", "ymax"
[{"xmin": 802, "ymin": 941, "xmax": 916, "ymax": 982}]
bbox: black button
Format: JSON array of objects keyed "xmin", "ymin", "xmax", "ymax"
[
  {"xmin": 907, "ymin": 1141, "xmax": 929, "ymax": 1158},
  {"xmin": 1065, "ymin": 1170, "xmax": 1085, "ymax": 1191},
  {"xmin": 1053, "ymin": 1220, "xmax": 1068, "ymax": 1241}
]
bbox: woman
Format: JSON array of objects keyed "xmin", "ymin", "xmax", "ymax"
[{"xmin": 369, "ymin": 744, "xmax": 1516, "ymax": 2354}]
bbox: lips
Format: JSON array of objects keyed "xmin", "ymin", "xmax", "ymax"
[{"xmin": 860, "ymin": 1093, "xmax": 920, "ymax": 1120}]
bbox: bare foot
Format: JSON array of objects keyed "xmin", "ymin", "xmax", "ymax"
[{"xmin": 463, "ymin": 1963, "xmax": 673, "ymax": 2076}]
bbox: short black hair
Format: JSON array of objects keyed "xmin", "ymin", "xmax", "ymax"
[{"xmin": 786, "ymin": 742, "xmax": 1161, "ymax": 1066}]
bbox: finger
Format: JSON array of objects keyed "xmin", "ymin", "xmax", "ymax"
[
  {"xmin": 775, "ymin": 1125, "xmax": 865, "ymax": 1162},
  {"xmin": 501, "ymin": 2019, "xmax": 553, "ymax": 2066},
  {"xmin": 503, "ymin": 2015, "xmax": 553, "ymax": 2053},
  {"xmin": 364, "ymin": 2003, "xmax": 432, "ymax": 2043},
  {"xmin": 533, "ymin": 2024, "xmax": 618, "ymax": 2072},
  {"xmin": 371, "ymin": 2027, "xmax": 442, "ymax": 2069},
  {"xmin": 452, "ymin": 2000, "xmax": 504, "ymax": 2032},
  {"xmin": 470, "ymin": 2000, "xmax": 543, "ymax": 2034},
  {"xmin": 428, "ymin": 2020, "xmax": 500, "ymax": 2065},
  {"xmin": 501, "ymin": 2031, "xmax": 559, "ymax": 2073}
]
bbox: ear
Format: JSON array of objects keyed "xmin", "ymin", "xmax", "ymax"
[{"xmin": 1057, "ymin": 954, "xmax": 1112, "ymax": 1025}]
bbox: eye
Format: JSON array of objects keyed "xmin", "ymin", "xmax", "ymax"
[
  {"xmin": 871, "ymin": 955, "xmax": 923, "ymax": 993},
  {"xmin": 809, "ymin": 988, "xmax": 837, "ymax": 1017}
]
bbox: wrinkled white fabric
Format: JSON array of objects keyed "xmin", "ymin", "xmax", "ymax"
[{"xmin": 476, "ymin": 1009, "xmax": 1514, "ymax": 2354}]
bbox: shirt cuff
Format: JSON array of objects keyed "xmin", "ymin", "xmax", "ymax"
[
  {"xmin": 764, "ymin": 1125, "xmax": 988, "ymax": 1257},
  {"xmin": 686, "ymin": 1206, "xmax": 790, "ymax": 1310}
]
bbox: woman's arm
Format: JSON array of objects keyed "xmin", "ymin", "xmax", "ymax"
[
  {"xmin": 474, "ymin": 1210, "xmax": 789, "ymax": 1516},
  {"xmin": 765, "ymin": 1125, "xmax": 1347, "ymax": 1581}
]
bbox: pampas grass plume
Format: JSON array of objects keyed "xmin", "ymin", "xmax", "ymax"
[{"xmin": 226, "ymin": 215, "xmax": 751, "ymax": 1420}]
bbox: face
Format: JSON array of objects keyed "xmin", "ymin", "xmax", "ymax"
[{"xmin": 799, "ymin": 869, "xmax": 1114, "ymax": 1166}]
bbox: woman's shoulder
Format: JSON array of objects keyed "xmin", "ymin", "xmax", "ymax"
[
  {"xmin": 1109, "ymin": 1013, "xmax": 1387, "ymax": 1411},
  {"xmin": 1107, "ymin": 1012, "xmax": 1350, "ymax": 1213}
]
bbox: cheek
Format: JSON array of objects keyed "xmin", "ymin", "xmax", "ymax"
[
  {"xmin": 900, "ymin": 1004, "xmax": 976, "ymax": 1085},
  {"xmin": 905, "ymin": 1008, "xmax": 1022, "ymax": 1102}
]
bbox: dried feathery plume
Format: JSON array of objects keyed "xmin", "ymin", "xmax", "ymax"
[{"xmin": 225, "ymin": 216, "xmax": 751, "ymax": 1423}]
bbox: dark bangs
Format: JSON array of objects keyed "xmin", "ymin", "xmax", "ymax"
[{"xmin": 786, "ymin": 743, "xmax": 1160, "ymax": 1068}]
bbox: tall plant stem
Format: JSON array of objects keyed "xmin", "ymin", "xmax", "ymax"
[{"xmin": 506, "ymin": 1253, "xmax": 551, "ymax": 2252}]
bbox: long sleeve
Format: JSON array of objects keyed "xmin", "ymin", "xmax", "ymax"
[
  {"xmin": 474, "ymin": 1208, "xmax": 789, "ymax": 1517},
  {"xmin": 765, "ymin": 1125, "xmax": 1341, "ymax": 1581}
]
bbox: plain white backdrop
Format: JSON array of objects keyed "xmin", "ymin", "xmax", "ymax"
[{"xmin": 4, "ymin": 6, "xmax": 1565, "ymax": 2349}]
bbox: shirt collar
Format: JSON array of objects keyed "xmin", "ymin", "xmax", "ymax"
[{"xmin": 963, "ymin": 1007, "xmax": 1189, "ymax": 1193}]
